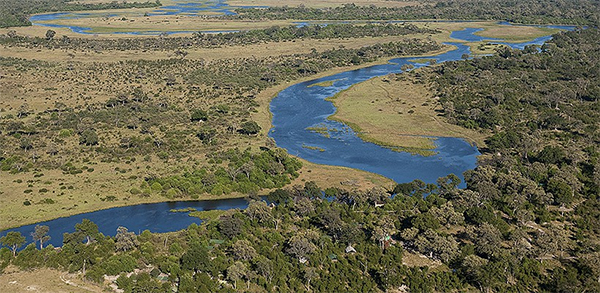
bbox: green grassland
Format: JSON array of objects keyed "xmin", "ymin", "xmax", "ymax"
[
  {"xmin": 326, "ymin": 73, "xmax": 487, "ymax": 155},
  {"xmin": 0, "ymin": 14, "xmax": 570, "ymax": 230}
]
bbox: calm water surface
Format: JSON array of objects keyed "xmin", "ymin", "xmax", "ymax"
[
  {"xmin": 29, "ymin": 0, "xmax": 264, "ymax": 35},
  {"xmin": 0, "ymin": 24, "xmax": 576, "ymax": 248},
  {"xmin": 1, "ymin": 198, "xmax": 251, "ymax": 248}
]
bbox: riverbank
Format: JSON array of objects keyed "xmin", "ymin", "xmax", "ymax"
[
  {"xmin": 0, "ymin": 30, "xmax": 443, "ymax": 231},
  {"xmin": 326, "ymin": 74, "xmax": 488, "ymax": 156},
  {"xmin": 0, "ymin": 21, "xmax": 564, "ymax": 230}
]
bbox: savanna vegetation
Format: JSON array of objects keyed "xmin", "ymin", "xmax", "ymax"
[
  {"xmin": 0, "ymin": 21, "xmax": 443, "ymax": 228},
  {"xmin": 231, "ymin": 0, "xmax": 600, "ymax": 26},
  {"xmin": 0, "ymin": 0, "xmax": 161, "ymax": 28},
  {"xmin": 0, "ymin": 22, "xmax": 438, "ymax": 51},
  {"xmin": 1, "ymin": 0, "xmax": 599, "ymax": 291}
]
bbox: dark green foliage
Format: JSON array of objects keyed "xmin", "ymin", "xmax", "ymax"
[
  {"xmin": 180, "ymin": 242, "xmax": 211, "ymax": 272},
  {"xmin": 537, "ymin": 145, "xmax": 566, "ymax": 165},
  {"xmin": 100, "ymin": 254, "xmax": 137, "ymax": 275},
  {"xmin": 411, "ymin": 213, "xmax": 441, "ymax": 231},
  {"xmin": 190, "ymin": 109, "xmax": 208, "ymax": 122},
  {"xmin": 2, "ymin": 177, "xmax": 600, "ymax": 291},
  {"xmin": 238, "ymin": 121, "xmax": 261, "ymax": 135},
  {"xmin": 231, "ymin": 1, "xmax": 599, "ymax": 26},
  {"xmin": 73, "ymin": 219, "xmax": 100, "ymax": 245},
  {"xmin": 44, "ymin": 29, "xmax": 55, "ymax": 40},
  {"xmin": 0, "ymin": 231, "xmax": 26, "ymax": 256},
  {"xmin": 218, "ymin": 215, "xmax": 243, "ymax": 239},
  {"xmin": 148, "ymin": 147, "xmax": 302, "ymax": 197},
  {"xmin": 78, "ymin": 129, "xmax": 99, "ymax": 146}
]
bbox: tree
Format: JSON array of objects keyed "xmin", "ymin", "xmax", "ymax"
[
  {"xmin": 115, "ymin": 226, "xmax": 138, "ymax": 252},
  {"xmin": 268, "ymin": 188, "xmax": 291, "ymax": 204},
  {"xmin": 239, "ymin": 121, "xmax": 261, "ymax": 135},
  {"xmin": 219, "ymin": 215, "xmax": 243, "ymax": 238},
  {"xmin": 286, "ymin": 236, "xmax": 316, "ymax": 260},
  {"xmin": 254, "ymin": 256, "xmax": 274, "ymax": 283},
  {"xmin": 473, "ymin": 223, "xmax": 503, "ymax": 258},
  {"xmin": 414, "ymin": 229, "xmax": 459, "ymax": 262},
  {"xmin": 45, "ymin": 29, "xmax": 56, "ymax": 40},
  {"xmin": 295, "ymin": 197, "xmax": 315, "ymax": 216},
  {"xmin": 227, "ymin": 261, "xmax": 247, "ymax": 289},
  {"xmin": 232, "ymin": 239, "xmax": 257, "ymax": 261},
  {"xmin": 304, "ymin": 267, "xmax": 319, "ymax": 291},
  {"xmin": 79, "ymin": 129, "xmax": 99, "ymax": 146},
  {"xmin": 190, "ymin": 109, "xmax": 208, "ymax": 122},
  {"xmin": 31, "ymin": 225, "xmax": 50, "ymax": 250},
  {"xmin": 1, "ymin": 231, "xmax": 26, "ymax": 256},
  {"xmin": 181, "ymin": 242, "xmax": 211, "ymax": 273},
  {"xmin": 245, "ymin": 200, "xmax": 272, "ymax": 223},
  {"xmin": 75, "ymin": 219, "xmax": 99, "ymax": 245}
]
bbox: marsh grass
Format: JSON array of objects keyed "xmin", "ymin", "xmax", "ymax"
[{"xmin": 327, "ymin": 74, "xmax": 487, "ymax": 154}]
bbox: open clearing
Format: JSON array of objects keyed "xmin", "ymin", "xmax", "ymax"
[
  {"xmin": 328, "ymin": 74, "xmax": 487, "ymax": 154},
  {"xmin": 0, "ymin": 267, "xmax": 104, "ymax": 293}
]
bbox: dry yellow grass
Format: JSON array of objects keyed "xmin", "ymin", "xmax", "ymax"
[
  {"xmin": 0, "ymin": 152, "xmax": 393, "ymax": 230},
  {"xmin": 328, "ymin": 74, "xmax": 487, "ymax": 153},
  {"xmin": 35, "ymin": 15, "xmax": 292, "ymax": 34},
  {"xmin": 408, "ymin": 21, "xmax": 560, "ymax": 43},
  {"xmin": 402, "ymin": 251, "xmax": 443, "ymax": 268},
  {"xmin": 292, "ymin": 159, "xmax": 395, "ymax": 191},
  {"xmin": 0, "ymin": 266, "xmax": 104, "ymax": 293},
  {"xmin": 474, "ymin": 24, "xmax": 559, "ymax": 41},
  {"xmin": 0, "ymin": 156, "xmax": 239, "ymax": 230},
  {"xmin": 1, "ymin": 34, "xmax": 438, "ymax": 229},
  {"xmin": 0, "ymin": 32, "xmax": 432, "ymax": 63}
]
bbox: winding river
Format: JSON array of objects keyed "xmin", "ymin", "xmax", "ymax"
[
  {"xmin": 0, "ymin": 22, "xmax": 576, "ymax": 248},
  {"xmin": 29, "ymin": 0, "xmax": 265, "ymax": 35}
]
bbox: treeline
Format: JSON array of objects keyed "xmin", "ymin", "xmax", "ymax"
[
  {"xmin": 2, "ymin": 173, "xmax": 599, "ymax": 291},
  {"xmin": 0, "ymin": 23, "xmax": 438, "ymax": 51},
  {"xmin": 230, "ymin": 0, "xmax": 599, "ymax": 26},
  {"xmin": 0, "ymin": 0, "xmax": 161, "ymax": 28},
  {"xmin": 188, "ymin": 38, "xmax": 443, "ymax": 91},
  {"xmin": 421, "ymin": 28, "xmax": 600, "ymax": 210},
  {"xmin": 147, "ymin": 147, "xmax": 302, "ymax": 197}
]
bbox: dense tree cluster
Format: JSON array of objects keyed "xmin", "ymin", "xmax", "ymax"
[
  {"xmin": 2, "ymin": 171, "xmax": 599, "ymax": 291},
  {"xmin": 230, "ymin": 0, "xmax": 599, "ymax": 26},
  {"xmin": 0, "ymin": 0, "xmax": 161, "ymax": 28},
  {"xmin": 147, "ymin": 147, "xmax": 302, "ymax": 197},
  {"xmin": 0, "ymin": 23, "xmax": 438, "ymax": 51}
]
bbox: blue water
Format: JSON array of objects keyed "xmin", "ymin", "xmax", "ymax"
[
  {"xmin": 0, "ymin": 25, "xmax": 578, "ymax": 249},
  {"xmin": 478, "ymin": 22, "xmax": 577, "ymax": 50},
  {"xmin": 29, "ymin": 0, "xmax": 266, "ymax": 35},
  {"xmin": 450, "ymin": 27, "xmax": 502, "ymax": 42},
  {"xmin": 0, "ymin": 198, "xmax": 251, "ymax": 248},
  {"xmin": 269, "ymin": 42, "xmax": 479, "ymax": 187}
]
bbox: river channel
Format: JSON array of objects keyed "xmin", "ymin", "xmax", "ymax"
[{"xmin": 0, "ymin": 23, "xmax": 575, "ymax": 248}]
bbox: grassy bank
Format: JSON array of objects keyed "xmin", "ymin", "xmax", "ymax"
[{"xmin": 326, "ymin": 74, "xmax": 487, "ymax": 155}]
